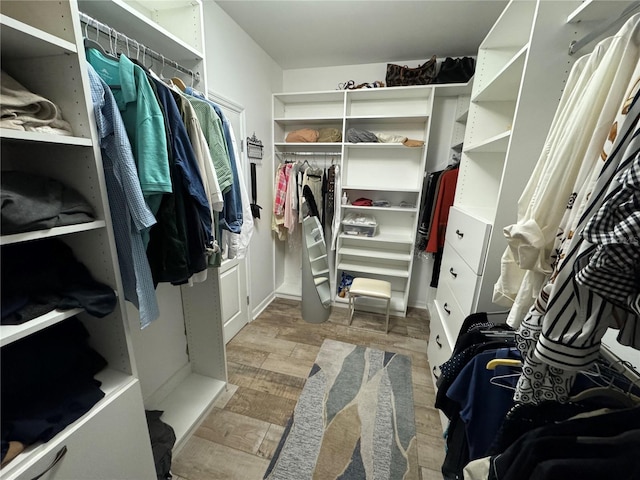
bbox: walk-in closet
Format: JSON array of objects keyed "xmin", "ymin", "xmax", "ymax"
[{"xmin": 1, "ymin": 1, "xmax": 639, "ymax": 479}]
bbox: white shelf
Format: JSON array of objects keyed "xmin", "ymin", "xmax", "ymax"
[
  {"xmin": 95, "ymin": 368, "xmax": 138, "ymax": 397},
  {"xmin": 274, "ymin": 142, "xmax": 342, "ymax": 149},
  {"xmin": 433, "ymin": 82, "xmax": 474, "ymax": 97},
  {"xmin": 310, "ymin": 253, "xmax": 328, "ymax": 263},
  {"xmin": 339, "ymin": 231, "xmax": 414, "ymax": 244},
  {"xmin": 1, "ymin": 308, "xmax": 85, "ymax": 347},
  {"xmin": 347, "ymin": 85, "xmax": 432, "ymax": 101},
  {"xmin": 344, "ymin": 142, "xmax": 422, "ymax": 149},
  {"xmin": 343, "ymin": 205, "xmax": 418, "ymax": 213},
  {"xmin": 456, "ymin": 110, "xmax": 469, "ymax": 124},
  {"xmin": 345, "ymin": 115, "xmax": 430, "ymax": 124},
  {"xmin": 339, "ymin": 246, "xmax": 411, "ymax": 262},
  {"xmin": 149, "ymin": 373, "xmax": 226, "ymax": 449},
  {"xmin": 0, "ymin": 14, "xmax": 77, "ymax": 58},
  {"xmin": 342, "ymin": 185, "xmax": 421, "ymax": 193},
  {"xmin": 337, "ymin": 261, "xmax": 410, "ymax": 278},
  {"xmin": 465, "ymin": 130, "xmax": 511, "ymax": 153},
  {"xmin": 274, "ymin": 90, "xmax": 345, "ymax": 103},
  {"xmin": 472, "ymin": 45, "xmax": 528, "ymax": 102},
  {"xmin": 0, "ymin": 221, "xmax": 107, "ymax": 246},
  {"xmin": 77, "ymin": 0, "xmax": 203, "ymax": 61},
  {"xmin": 274, "ymin": 117, "xmax": 343, "ymax": 127},
  {"xmin": 0, "ymin": 129, "xmax": 93, "ymax": 146}
]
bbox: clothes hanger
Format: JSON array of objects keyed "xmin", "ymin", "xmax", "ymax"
[
  {"xmin": 486, "ymin": 358, "xmax": 522, "ymax": 370},
  {"xmin": 570, "ymin": 386, "xmax": 639, "ymax": 408},
  {"xmin": 171, "ymin": 77, "xmax": 187, "ymax": 92},
  {"xmin": 83, "ymin": 18, "xmax": 116, "ymax": 60},
  {"xmin": 489, "ymin": 369, "xmax": 521, "ymax": 391}
]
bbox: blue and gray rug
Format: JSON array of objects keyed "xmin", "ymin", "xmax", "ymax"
[{"xmin": 264, "ymin": 339, "xmax": 418, "ymax": 480}]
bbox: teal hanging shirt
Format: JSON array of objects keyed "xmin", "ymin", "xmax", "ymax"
[{"xmin": 86, "ymin": 50, "xmax": 171, "ymax": 215}]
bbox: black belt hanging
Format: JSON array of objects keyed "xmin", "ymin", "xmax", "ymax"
[{"xmin": 250, "ymin": 162, "xmax": 262, "ymax": 219}]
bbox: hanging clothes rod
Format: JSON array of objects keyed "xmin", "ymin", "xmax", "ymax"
[
  {"xmin": 78, "ymin": 11, "xmax": 200, "ymax": 83},
  {"xmin": 569, "ymin": 1, "xmax": 640, "ymax": 55}
]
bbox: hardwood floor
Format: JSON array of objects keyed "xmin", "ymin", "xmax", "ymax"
[{"xmin": 172, "ymin": 298, "xmax": 446, "ymax": 480}]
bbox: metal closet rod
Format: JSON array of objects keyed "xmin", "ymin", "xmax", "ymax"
[
  {"xmin": 276, "ymin": 152, "xmax": 341, "ymax": 156},
  {"xmin": 78, "ymin": 11, "xmax": 200, "ymax": 83},
  {"xmin": 569, "ymin": 1, "xmax": 640, "ymax": 55}
]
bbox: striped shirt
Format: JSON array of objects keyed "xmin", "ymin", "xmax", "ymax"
[{"xmin": 514, "ymin": 81, "xmax": 640, "ymax": 403}]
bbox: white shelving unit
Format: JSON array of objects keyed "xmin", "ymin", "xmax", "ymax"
[
  {"xmin": 75, "ymin": 0, "xmax": 227, "ymax": 452},
  {"xmin": 273, "ymin": 83, "xmax": 472, "ymax": 316},
  {"xmin": 0, "ymin": 1, "xmax": 155, "ymax": 478},
  {"xmin": 427, "ymin": 0, "xmax": 588, "ymax": 418}
]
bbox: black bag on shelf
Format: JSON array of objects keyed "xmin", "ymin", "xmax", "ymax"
[{"xmin": 435, "ymin": 57, "xmax": 476, "ymax": 84}]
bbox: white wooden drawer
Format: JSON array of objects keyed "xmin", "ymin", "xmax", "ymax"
[
  {"xmin": 427, "ymin": 311, "xmax": 453, "ymax": 386},
  {"xmin": 440, "ymin": 241, "xmax": 482, "ymax": 314},
  {"xmin": 434, "ymin": 280, "xmax": 466, "ymax": 347},
  {"xmin": 6, "ymin": 380, "xmax": 155, "ymax": 480},
  {"xmin": 444, "ymin": 206, "xmax": 492, "ymax": 273},
  {"xmin": 427, "ymin": 307, "xmax": 455, "ymax": 433}
]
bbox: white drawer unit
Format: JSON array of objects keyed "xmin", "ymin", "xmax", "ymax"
[
  {"xmin": 4, "ymin": 380, "xmax": 154, "ymax": 480},
  {"xmin": 440, "ymin": 241, "xmax": 482, "ymax": 314},
  {"xmin": 444, "ymin": 206, "xmax": 492, "ymax": 274}
]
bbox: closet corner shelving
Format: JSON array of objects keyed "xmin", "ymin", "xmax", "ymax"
[
  {"xmin": 0, "ymin": 1, "xmax": 156, "ymax": 478},
  {"xmin": 428, "ymin": 0, "xmax": 588, "ymax": 428},
  {"xmin": 273, "ymin": 83, "xmax": 473, "ymax": 316},
  {"xmin": 1, "ymin": 2, "xmax": 228, "ymax": 477}
]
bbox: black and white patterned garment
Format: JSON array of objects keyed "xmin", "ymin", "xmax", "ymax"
[
  {"xmin": 577, "ymin": 158, "xmax": 640, "ymax": 323},
  {"xmin": 514, "ymin": 83, "xmax": 640, "ymax": 404}
]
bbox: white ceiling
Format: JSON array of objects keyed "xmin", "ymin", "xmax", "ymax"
[{"xmin": 213, "ymin": 0, "xmax": 509, "ymax": 69}]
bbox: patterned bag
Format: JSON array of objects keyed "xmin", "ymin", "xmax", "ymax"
[{"xmin": 386, "ymin": 55, "xmax": 437, "ymax": 87}]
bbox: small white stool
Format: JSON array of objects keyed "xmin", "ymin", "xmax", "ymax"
[{"xmin": 348, "ymin": 277, "xmax": 392, "ymax": 333}]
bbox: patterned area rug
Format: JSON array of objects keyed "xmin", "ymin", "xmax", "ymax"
[{"xmin": 264, "ymin": 339, "xmax": 418, "ymax": 480}]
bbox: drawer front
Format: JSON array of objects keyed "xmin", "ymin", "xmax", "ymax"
[
  {"xmin": 434, "ymin": 280, "xmax": 466, "ymax": 347},
  {"xmin": 440, "ymin": 242, "xmax": 482, "ymax": 314},
  {"xmin": 11, "ymin": 380, "xmax": 155, "ymax": 480},
  {"xmin": 427, "ymin": 311, "xmax": 453, "ymax": 387},
  {"xmin": 444, "ymin": 206, "xmax": 492, "ymax": 273}
]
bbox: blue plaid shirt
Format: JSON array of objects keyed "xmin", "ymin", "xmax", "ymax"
[{"xmin": 87, "ymin": 63, "xmax": 159, "ymax": 328}]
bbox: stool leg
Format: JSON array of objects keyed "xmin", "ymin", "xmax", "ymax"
[
  {"xmin": 385, "ymin": 298, "xmax": 390, "ymax": 334},
  {"xmin": 348, "ymin": 294, "xmax": 354, "ymax": 325}
]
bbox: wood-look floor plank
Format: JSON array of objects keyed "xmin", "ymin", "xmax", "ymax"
[
  {"xmin": 230, "ymin": 329, "xmax": 298, "ymax": 356},
  {"xmin": 257, "ymin": 423, "xmax": 286, "ymax": 460},
  {"xmin": 194, "ymin": 408, "xmax": 271, "ymax": 455},
  {"xmin": 226, "ymin": 345, "xmax": 270, "ymax": 368},
  {"xmin": 213, "ymin": 383, "xmax": 239, "ymax": 409},
  {"xmin": 172, "ymin": 435, "xmax": 270, "ymax": 480},
  {"xmin": 261, "ymin": 352, "xmax": 313, "ymax": 379},
  {"xmin": 414, "ymin": 405, "xmax": 446, "ymax": 438},
  {"xmin": 290, "ymin": 343, "xmax": 320, "ymax": 363},
  {"xmin": 421, "ymin": 466, "xmax": 445, "ymax": 480},
  {"xmin": 227, "ymin": 361, "xmax": 306, "ymax": 400},
  {"xmin": 413, "ymin": 383, "xmax": 436, "ymax": 409},
  {"xmin": 224, "ymin": 386, "xmax": 296, "ymax": 426},
  {"xmin": 412, "ymin": 364, "xmax": 434, "ymax": 388},
  {"xmin": 416, "ymin": 432, "xmax": 446, "ymax": 471}
]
